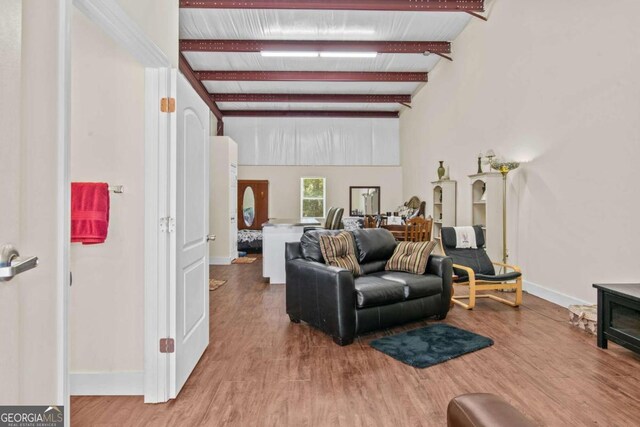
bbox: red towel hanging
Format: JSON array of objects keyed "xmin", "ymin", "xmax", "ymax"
[{"xmin": 71, "ymin": 182, "xmax": 110, "ymax": 244}]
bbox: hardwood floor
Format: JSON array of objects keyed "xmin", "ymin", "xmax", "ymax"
[{"xmin": 71, "ymin": 258, "xmax": 640, "ymax": 426}]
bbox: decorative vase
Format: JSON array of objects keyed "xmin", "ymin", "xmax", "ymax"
[
  {"xmin": 442, "ymin": 166, "xmax": 450, "ymax": 180},
  {"xmin": 477, "ymin": 156, "xmax": 483, "ymax": 174},
  {"xmin": 437, "ymin": 161, "xmax": 445, "ymax": 180}
]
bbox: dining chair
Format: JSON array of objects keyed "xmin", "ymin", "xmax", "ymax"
[{"xmin": 404, "ymin": 217, "xmax": 432, "ymax": 242}]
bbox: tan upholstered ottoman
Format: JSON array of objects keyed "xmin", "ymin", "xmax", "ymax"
[{"xmin": 447, "ymin": 393, "xmax": 535, "ymax": 427}]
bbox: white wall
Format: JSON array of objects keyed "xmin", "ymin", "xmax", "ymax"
[
  {"xmin": 116, "ymin": 0, "xmax": 178, "ymax": 66},
  {"xmin": 239, "ymin": 166, "xmax": 404, "ymax": 219},
  {"xmin": 69, "ymin": 9, "xmax": 144, "ymax": 375},
  {"xmin": 400, "ymin": 0, "xmax": 640, "ymax": 305}
]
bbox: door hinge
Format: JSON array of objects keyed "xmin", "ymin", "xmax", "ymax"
[
  {"xmin": 160, "ymin": 217, "xmax": 175, "ymax": 233},
  {"xmin": 159, "ymin": 338, "xmax": 175, "ymax": 353},
  {"xmin": 160, "ymin": 97, "xmax": 175, "ymax": 113}
]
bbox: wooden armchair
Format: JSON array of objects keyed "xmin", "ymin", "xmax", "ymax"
[{"xmin": 440, "ymin": 226, "xmax": 522, "ymax": 310}]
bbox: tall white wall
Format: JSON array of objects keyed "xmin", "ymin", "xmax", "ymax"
[
  {"xmin": 400, "ymin": 0, "xmax": 640, "ymax": 305},
  {"xmin": 238, "ymin": 166, "xmax": 404, "ymax": 219},
  {"xmin": 116, "ymin": 0, "xmax": 178, "ymax": 66},
  {"xmin": 69, "ymin": 9, "xmax": 144, "ymax": 375}
]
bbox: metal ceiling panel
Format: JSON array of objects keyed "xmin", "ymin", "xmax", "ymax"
[
  {"xmin": 179, "ymin": 9, "xmax": 472, "ymax": 42},
  {"xmin": 182, "ymin": 51, "xmax": 441, "ymax": 73}
]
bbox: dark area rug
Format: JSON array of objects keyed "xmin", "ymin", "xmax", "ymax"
[{"xmin": 370, "ymin": 324, "xmax": 493, "ymax": 368}]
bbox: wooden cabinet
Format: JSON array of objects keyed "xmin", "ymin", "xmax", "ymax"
[
  {"xmin": 431, "ymin": 180, "xmax": 457, "ymax": 241},
  {"xmin": 468, "ymin": 172, "xmax": 503, "ymax": 262},
  {"xmin": 238, "ymin": 180, "xmax": 269, "ymax": 230}
]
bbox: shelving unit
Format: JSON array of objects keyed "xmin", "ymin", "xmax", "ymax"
[
  {"xmin": 431, "ymin": 180, "xmax": 457, "ymax": 252},
  {"xmin": 468, "ymin": 172, "xmax": 503, "ymax": 262}
]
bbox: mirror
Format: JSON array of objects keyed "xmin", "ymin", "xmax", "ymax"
[
  {"xmin": 349, "ymin": 186, "xmax": 381, "ymax": 216},
  {"xmin": 242, "ymin": 186, "xmax": 255, "ymax": 227}
]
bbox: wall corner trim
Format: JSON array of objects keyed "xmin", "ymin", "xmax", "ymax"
[
  {"xmin": 70, "ymin": 371, "xmax": 143, "ymax": 396},
  {"xmin": 523, "ymin": 280, "xmax": 593, "ymax": 308},
  {"xmin": 209, "ymin": 257, "xmax": 232, "ymax": 265},
  {"xmin": 73, "ymin": 0, "xmax": 170, "ymax": 68}
]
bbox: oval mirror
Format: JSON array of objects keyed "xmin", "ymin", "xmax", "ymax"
[{"xmin": 242, "ymin": 186, "xmax": 256, "ymax": 227}]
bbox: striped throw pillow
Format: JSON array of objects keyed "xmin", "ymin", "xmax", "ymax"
[
  {"xmin": 385, "ymin": 240, "xmax": 437, "ymax": 275},
  {"xmin": 319, "ymin": 231, "xmax": 361, "ymax": 277}
]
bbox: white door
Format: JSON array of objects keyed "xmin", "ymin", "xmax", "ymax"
[
  {"xmin": 0, "ymin": 0, "xmax": 68, "ymax": 414},
  {"xmin": 172, "ymin": 73, "xmax": 210, "ymax": 397}
]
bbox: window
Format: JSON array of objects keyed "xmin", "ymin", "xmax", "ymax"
[{"xmin": 300, "ymin": 177, "xmax": 326, "ymax": 218}]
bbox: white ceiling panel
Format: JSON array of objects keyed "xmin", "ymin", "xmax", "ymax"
[
  {"xmin": 179, "ymin": 9, "xmax": 471, "ymax": 42},
  {"xmin": 183, "ymin": 51, "xmax": 441, "ymax": 72},
  {"xmin": 203, "ymin": 80, "xmax": 422, "ymax": 95},
  {"xmin": 218, "ymin": 102, "xmax": 401, "ymax": 112}
]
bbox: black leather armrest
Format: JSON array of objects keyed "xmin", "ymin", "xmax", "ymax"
[
  {"xmin": 303, "ymin": 226, "xmax": 324, "ymax": 233},
  {"xmin": 426, "ymin": 255, "xmax": 453, "ymax": 318},
  {"xmin": 286, "ymin": 242, "xmax": 303, "ymax": 261},
  {"xmin": 426, "ymin": 255, "xmax": 452, "ymax": 278},
  {"xmin": 285, "ymin": 258, "xmax": 356, "ymax": 345}
]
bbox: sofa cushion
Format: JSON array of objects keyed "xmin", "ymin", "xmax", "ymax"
[
  {"xmin": 318, "ymin": 232, "xmax": 361, "ymax": 277},
  {"xmin": 300, "ymin": 229, "xmax": 343, "ymax": 262},
  {"xmin": 369, "ymin": 271, "xmax": 442, "ymax": 300},
  {"xmin": 354, "ymin": 276, "xmax": 405, "ymax": 308},
  {"xmin": 360, "ymin": 260, "xmax": 387, "ymax": 275},
  {"xmin": 351, "ymin": 228, "xmax": 397, "ymax": 264},
  {"xmin": 385, "ymin": 240, "xmax": 438, "ymax": 275}
]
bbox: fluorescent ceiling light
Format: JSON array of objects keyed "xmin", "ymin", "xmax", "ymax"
[
  {"xmin": 319, "ymin": 52, "xmax": 378, "ymax": 58},
  {"xmin": 260, "ymin": 51, "xmax": 318, "ymax": 58}
]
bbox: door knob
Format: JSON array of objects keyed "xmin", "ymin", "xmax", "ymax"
[
  {"xmin": 0, "ymin": 244, "xmax": 39, "ymax": 282},
  {"xmin": 206, "ymin": 235, "xmax": 216, "ymax": 242}
]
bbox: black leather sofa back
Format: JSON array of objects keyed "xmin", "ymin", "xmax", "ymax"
[
  {"xmin": 351, "ymin": 229, "xmax": 397, "ymax": 263},
  {"xmin": 299, "ymin": 228, "xmax": 397, "ymax": 275},
  {"xmin": 299, "ymin": 229, "xmax": 343, "ymax": 262},
  {"xmin": 351, "ymin": 229, "xmax": 397, "ymax": 274}
]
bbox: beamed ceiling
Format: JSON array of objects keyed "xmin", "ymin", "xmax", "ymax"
[{"xmin": 178, "ymin": 0, "xmax": 488, "ymax": 134}]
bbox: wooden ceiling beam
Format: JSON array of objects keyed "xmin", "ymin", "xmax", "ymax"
[
  {"xmin": 221, "ymin": 110, "xmax": 399, "ymax": 118},
  {"xmin": 179, "ymin": 0, "xmax": 484, "ymax": 12},
  {"xmin": 212, "ymin": 93, "xmax": 411, "ymax": 103},
  {"xmin": 180, "ymin": 39, "xmax": 451, "ymax": 55},
  {"xmin": 196, "ymin": 70, "xmax": 427, "ymax": 82}
]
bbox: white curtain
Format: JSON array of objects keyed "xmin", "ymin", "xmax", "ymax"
[{"xmin": 225, "ymin": 117, "xmax": 400, "ymax": 166}]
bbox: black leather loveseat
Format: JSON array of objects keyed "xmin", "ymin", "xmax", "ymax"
[{"xmin": 285, "ymin": 229, "xmax": 453, "ymax": 345}]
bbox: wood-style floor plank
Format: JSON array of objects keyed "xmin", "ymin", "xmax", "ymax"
[{"xmin": 71, "ymin": 257, "xmax": 640, "ymax": 426}]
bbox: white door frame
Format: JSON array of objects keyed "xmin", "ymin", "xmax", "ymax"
[{"xmin": 72, "ymin": 0, "xmax": 174, "ymax": 403}]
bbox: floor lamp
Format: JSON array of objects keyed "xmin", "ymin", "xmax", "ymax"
[{"xmin": 490, "ymin": 159, "xmax": 520, "ymax": 266}]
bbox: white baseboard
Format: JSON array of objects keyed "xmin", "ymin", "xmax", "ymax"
[
  {"xmin": 523, "ymin": 280, "xmax": 593, "ymax": 308},
  {"xmin": 209, "ymin": 256, "xmax": 231, "ymax": 265},
  {"xmin": 70, "ymin": 371, "xmax": 143, "ymax": 396}
]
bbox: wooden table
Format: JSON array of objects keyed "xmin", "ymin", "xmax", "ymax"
[{"xmin": 380, "ymin": 224, "xmax": 408, "ymax": 241}]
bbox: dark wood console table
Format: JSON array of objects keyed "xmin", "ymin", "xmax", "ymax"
[{"xmin": 593, "ymin": 283, "xmax": 640, "ymax": 355}]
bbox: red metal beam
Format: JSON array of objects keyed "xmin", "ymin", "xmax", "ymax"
[
  {"xmin": 221, "ymin": 110, "xmax": 399, "ymax": 118},
  {"xmin": 180, "ymin": 39, "xmax": 451, "ymax": 55},
  {"xmin": 196, "ymin": 71, "xmax": 427, "ymax": 82},
  {"xmin": 179, "ymin": 54, "xmax": 224, "ymax": 127},
  {"xmin": 211, "ymin": 93, "xmax": 411, "ymax": 103},
  {"xmin": 179, "ymin": 0, "xmax": 484, "ymax": 12}
]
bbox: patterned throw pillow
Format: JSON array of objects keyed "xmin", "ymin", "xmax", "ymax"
[
  {"xmin": 385, "ymin": 240, "xmax": 438, "ymax": 275},
  {"xmin": 319, "ymin": 231, "xmax": 362, "ymax": 277}
]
